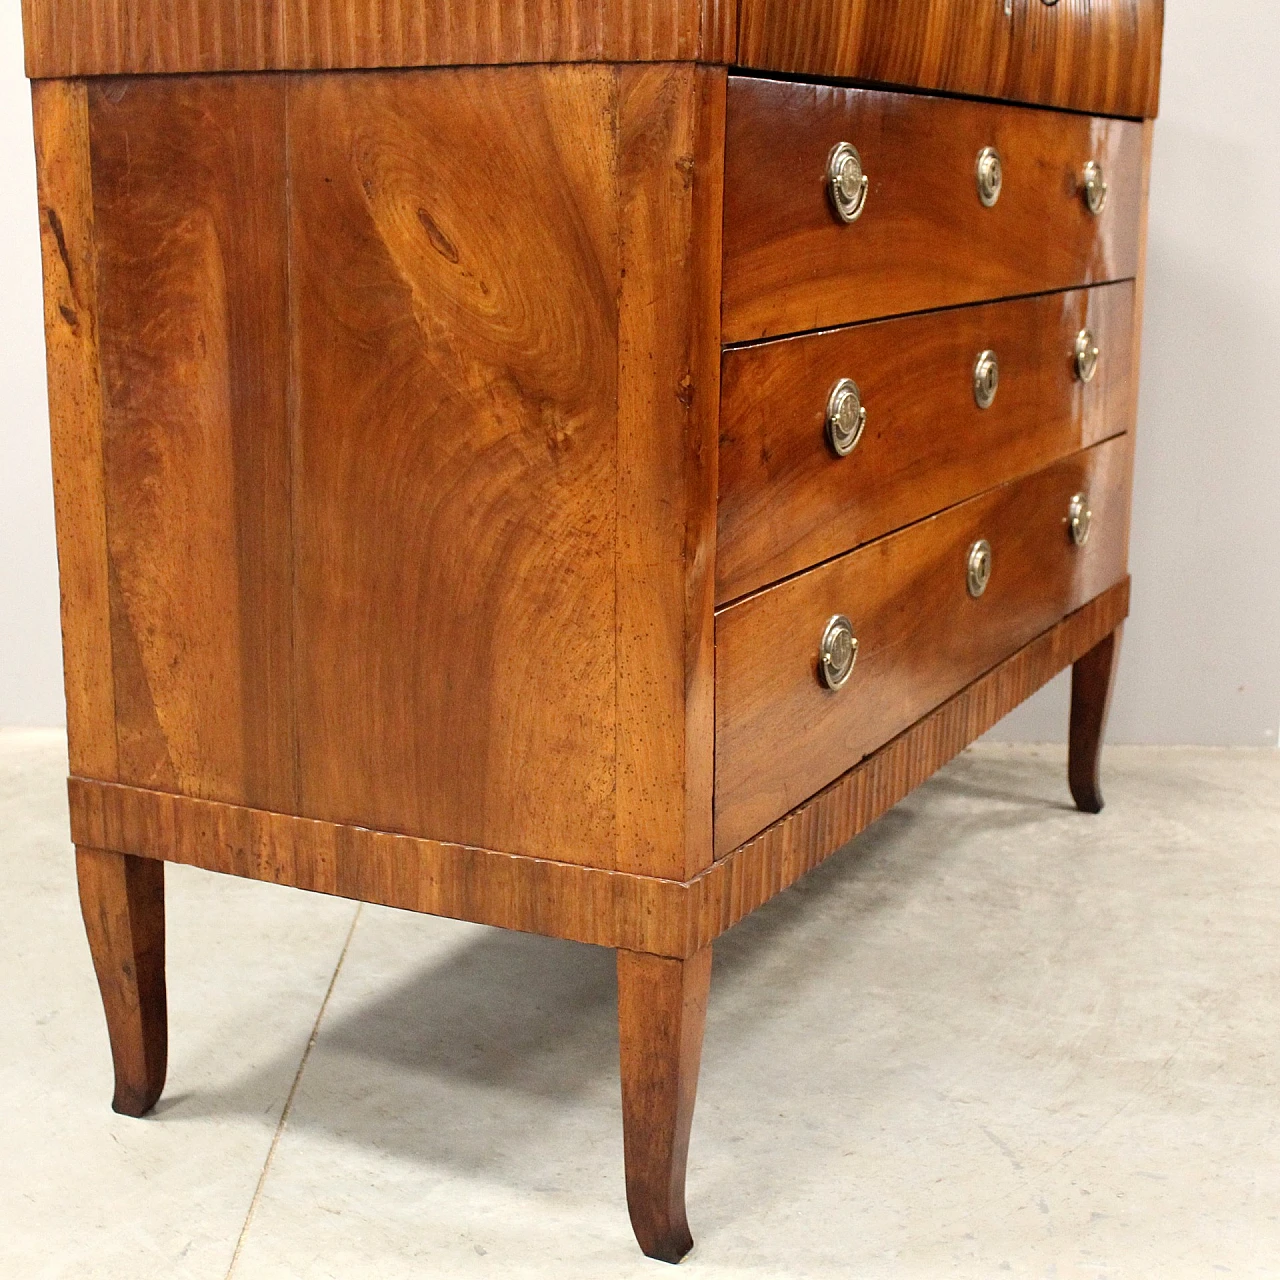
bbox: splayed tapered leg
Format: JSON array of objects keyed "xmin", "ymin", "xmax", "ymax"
[
  {"xmin": 617, "ymin": 946, "xmax": 712, "ymax": 1263},
  {"xmin": 1069, "ymin": 626, "xmax": 1123, "ymax": 814},
  {"xmin": 76, "ymin": 847, "xmax": 167, "ymax": 1117}
]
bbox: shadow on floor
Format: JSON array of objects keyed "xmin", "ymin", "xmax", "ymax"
[{"xmin": 157, "ymin": 752, "xmax": 1081, "ymax": 1174}]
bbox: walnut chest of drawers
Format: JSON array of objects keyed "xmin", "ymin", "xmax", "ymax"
[{"xmin": 23, "ymin": 0, "xmax": 1164, "ymax": 1262}]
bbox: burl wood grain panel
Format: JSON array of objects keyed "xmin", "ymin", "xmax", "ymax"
[
  {"xmin": 289, "ymin": 67, "xmax": 618, "ymax": 865},
  {"xmin": 736, "ymin": 0, "xmax": 1164, "ymax": 120},
  {"xmin": 67, "ymin": 578, "xmax": 1129, "ymax": 957},
  {"xmin": 290, "ymin": 65, "xmax": 723, "ymax": 875},
  {"xmin": 87, "ymin": 76, "xmax": 295, "ymax": 812},
  {"xmin": 21, "ymin": 0, "xmax": 736, "ymax": 78},
  {"xmin": 722, "ymin": 79, "xmax": 1144, "ymax": 343},
  {"xmin": 718, "ymin": 281, "xmax": 1135, "ymax": 603},
  {"xmin": 31, "ymin": 80, "xmax": 117, "ymax": 781},
  {"xmin": 714, "ymin": 435, "xmax": 1132, "ymax": 855}
]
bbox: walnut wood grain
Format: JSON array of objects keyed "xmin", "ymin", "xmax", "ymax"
[
  {"xmin": 694, "ymin": 580, "xmax": 1131, "ymax": 939},
  {"xmin": 614, "ymin": 65, "xmax": 724, "ymax": 880},
  {"xmin": 715, "ymin": 436, "xmax": 1132, "ymax": 854},
  {"xmin": 719, "ymin": 281, "xmax": 1134, "ymax": 604},
  {"xmin": 87, "ymin": 76, "xmax": 296, "ymax": 812},
  {"xmin": 76, "ymin": 847, "xmax": 167, "ymax": 1117},
  {"xmin": 21, "ymin": 0, "xmax": 737, "ymax": 78},
  {"xmin": 1069, "ymin": 626, "xmax": 1123, "ymax": 813},
  {"xmin": 722, "ymin": 78, "xmax": 1145, "ymax": 343},
  {"xmin": 288, "ymin": 66, "xmax": 619, "ymax": 867},
  {"xmin": 735, "ymin": 0, "xmax": 1164, "ymax": 120},
  {"xmin": 288, "ymin": 65, "xmax": 722, "ymax": 877},
  {"xmin": 67, "ymin": 581, "xmax": 1130, "ymax": 959},
  {"xmin": 68, "ymin": 774, "xmax": 694, "ymax": 956},
  {"xmin": 31, "ymin": 80, "xmax": 117, "ymax": 782},
  {"xmin": 618, "ymin": 946, "xmax": 711, "ymax": 1264},
  {"xmin": 46, "ymin": 67, "xmax": 722, "ymax": 879}
]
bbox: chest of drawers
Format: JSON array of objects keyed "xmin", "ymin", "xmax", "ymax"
[{"xmin": 24, "ymin": 0, "xmax": 1163, "ymax": 1262}]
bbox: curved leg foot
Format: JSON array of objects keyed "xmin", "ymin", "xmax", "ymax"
[
  {"xmin": 1069, "ymin": 626, "xmax": 1123, "ymax": 815},
  {"xmin": 76, "ymin": 847, "xmax": 167, "ymax": 1117},
  {"xmin": 617, "ymin": 947, "xmax": 711, "ymax": 1264}
]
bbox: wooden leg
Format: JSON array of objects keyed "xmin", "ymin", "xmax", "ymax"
[
  {"xmin": 76, "ymin": 847, "xmax": 168, "ymax": 1117},
  {"xmin": 617, "ymin": 946, "xmax": 712, "ymax": 1264},
  {"xmin": 1069, "ymin": 625, "xmax": 1123, "ymax": 815}
]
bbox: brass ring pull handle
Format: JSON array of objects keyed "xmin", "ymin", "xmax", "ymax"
[
  {"xmin": 1075, "ymin": 328, "xmax": 1100, "ymax": 383},
  {"xmin": 828, "ymin": 142, "xmax": 869, "ymax": 224},
  {"xmin": 819, "ymin": 615, "xmax": 859, "ymax": 690},
  {"xmin": 967, "ymin": 540, "xmax": 993, "ymax": 598},
  {"xmin": 826, "ymin": 378, "xmax": 867, "ymax": 456},
  {"xmin": 1082, "ymin": 160, "xmax": 1109, "ymax": 215},
  {"xmin": 973, "ymin": 350, "xmax": 999, "ymax": 409},
  {"xmin": 1068, "ymin": 493, "xmax": 1093, "ymax": 546},
  {"xmin": 975, "ymin": 146, "xmax": 1003, "ymax": 207}
]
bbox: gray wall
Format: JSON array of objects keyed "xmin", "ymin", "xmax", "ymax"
[{"xmin": 2, "ymin": 3, "xmax": 1278, "ymax": 744}]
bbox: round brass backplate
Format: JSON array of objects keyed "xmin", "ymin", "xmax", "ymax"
[
  {"xmin": 973, "ymin": 350, "xmax": 1000, "ymax": 410},
  {"xmin": 967, "ymin": 539, "xmax": 993, "ymax": 598},
  {"xmin": 975, "ymin": 146, "xmax": 1003, "ymax": 208},
  {"xmin": 827, "ymin": 142, "xmax": 869, "ymax": 224},
  {"xmin": 826, "ymin": 378, "xmax": 867, "ymax": 456},
  {"xmin": 819, "ymin": 615, "xmax": 859, "ymax": 691}
]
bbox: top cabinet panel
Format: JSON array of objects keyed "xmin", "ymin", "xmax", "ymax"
[
  {"xmin": 737, "ymin": 0, "xmax": 1164, "ymax": 119},
  {"xmin": 20, "ymin": 0, "xmax": 737, "ymax": 78},
  {"xmin": 23, "ymin": 0, "xmax": 1162, "ymax": 114}
]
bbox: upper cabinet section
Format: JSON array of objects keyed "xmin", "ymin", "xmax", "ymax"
[
  {"xmin": 736, "ymin": 0, "xmax": 1165, "ymax": 119},
  {"xmin": 23, "ymin": 0, "xmax": 1163, "ymax": 121}
]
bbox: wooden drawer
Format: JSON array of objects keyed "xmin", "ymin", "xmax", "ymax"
[
  {"xmin": 714, "ymin": 435, "xmax": 1131, "ymax": 855},
  {"xmin": 722, "ymin": 77, "xmax": 1145, "ymax": 343},
  {"xmin": 718, "ymin": 281, "xmax": 1135, "ymax": 604}
]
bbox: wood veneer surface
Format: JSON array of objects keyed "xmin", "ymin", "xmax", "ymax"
[
  {"xmin": 723, "ymin": 78, "xmax": 1144, "ymax": 343},
  {"xmin": 67, "ymin": 579, "xmax": 1130, "ymax": 957},
  {"xmin": 719, "ymin": 282, "xmax": 1134, "ymax": 603},
  {"xmin": 43, "ymin": 66, "xmax": 724, "ymax": 878},
  {"xmin": 736, "ymin": 0, "xmax": 1164, "ymax": 119},
  {"xmin": 715, "ymin": 435, "xmax": 1132, "ymax": 854},
  {"xmin": 21, "ymin": 0, "xmax": 737, "ymax": 77},
  {"xmin": 22, "ymin": 0, "xmax": 1163, "ymax": 123}
]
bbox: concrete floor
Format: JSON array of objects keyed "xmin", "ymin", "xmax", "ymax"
[{"xmin": 3, "ymin": 729, "xmax": 1279, "ymax": 1279}]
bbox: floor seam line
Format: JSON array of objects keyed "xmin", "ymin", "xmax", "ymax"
[{"xmin": 223, "ymin": 901, "xmax": 364, "ymax": 1280}]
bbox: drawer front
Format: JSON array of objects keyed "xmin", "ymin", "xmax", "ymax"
[
  {"xmin": 735, "ymin": 0, "xmax": 1165, "ymax": 121},
  {"xmin": 722, "ymin": 78, "xmax": 1144, "ymax": 343},
  {"xmin": 714, "ymin": 436, "xmax": 1131, "ymax": 856},
  {"xmin": 718, "ymin": 282, "xmax": 1134, "ymax": 604}
]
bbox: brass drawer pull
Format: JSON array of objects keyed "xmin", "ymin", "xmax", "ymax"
[
  {"xmin": 1082, "ymin": 160, "xmax": 1109, "ymax": 215},
  {"xmin": 819, "ymin": 615, "xmax": 859, "ymax": 690},
  {"xmin": 1068, "ymin": 493, "xmax": 1093, "ymax": 546},
  {"xmin": 975, "ymin": 146, "xmax": 1003, "ymax": 207},
  {"xmin": 827, "ymin": 142, "xmax": 869, "ymax": 224},
  {"xmin": 967, "ymin": 539, "xmax": 993, "ymax": 598},
  {"xmin": 1074, "ymin": 328, "xmax": 1100, "ymax": 383},
  {"xmin": 826, "ymin": 378, "xmax": 867, "ymax": 456},
  {"xmin": 973, "ymin": 349, "xmax": 999, "ymax": 409}
]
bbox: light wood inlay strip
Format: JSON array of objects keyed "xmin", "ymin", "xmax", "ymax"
[{"xmin": 68, "ymin": 582, "xmax": 1128, "ymax": 958}]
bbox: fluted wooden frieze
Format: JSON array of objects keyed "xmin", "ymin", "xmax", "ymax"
[{"xmin": 22, "ymin": 0, "xmax": 737, "ymax": 78}]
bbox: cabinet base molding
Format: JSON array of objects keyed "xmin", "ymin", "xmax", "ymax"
[{"xmin": 68, "ymin": 579, "xmax": 1128, "ymax": 960}]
